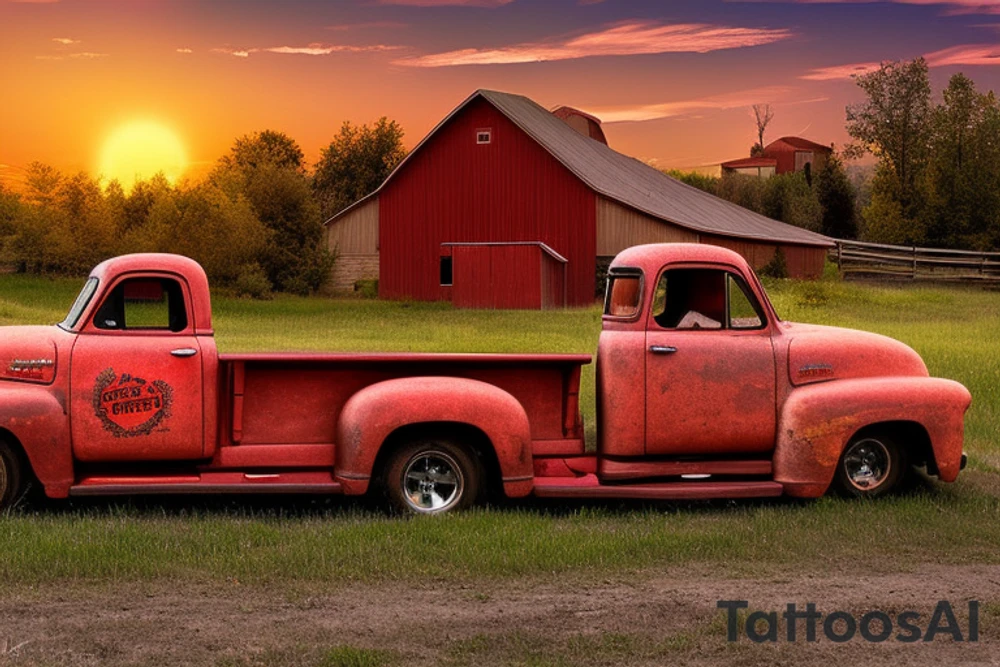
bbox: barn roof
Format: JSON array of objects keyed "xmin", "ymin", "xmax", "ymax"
[
  {"xmin": 766, "ymin": 136, "xmax": 833, "ymax": 153},
  {"xmin": 327, "ymin": 90, "xmax": 833, "ymax": 249},
  {"xmin": 721, "ymin": 157, "xmax": 778, "ymax": 169}
]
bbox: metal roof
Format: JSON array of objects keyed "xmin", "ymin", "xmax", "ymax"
[
  {"xmin": 766, "ymin": 136, "xmax": 834, "ymax": 153},
  {"xmin": 327, "ymin": 89, "xmax": 834, "ymax": 249},
  {"xmin": 721, "ymin": 157, "xmax": 778, "ymax": 169}
]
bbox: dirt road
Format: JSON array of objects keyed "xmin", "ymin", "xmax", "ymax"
[{"xmin": 1, "ymin": 563, "xmax": 997, "ymax": 666}]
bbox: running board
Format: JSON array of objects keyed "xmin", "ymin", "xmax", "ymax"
[
  {"xmin": 533, "ymin": 474, "xmax": 783, "ymax": 500},
  {"xmin": 70, "ymin": 471, "xmax": 343, "ymax": 496}
]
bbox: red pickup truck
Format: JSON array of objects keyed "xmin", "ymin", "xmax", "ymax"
[{"xmin": 0, "ymin": 244, "xmax": 971, "ymax": 514}]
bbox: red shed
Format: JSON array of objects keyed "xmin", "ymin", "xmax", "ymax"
[{"xmin": 326, "ymin": 90, "xmax": 833, "ymax": 308}]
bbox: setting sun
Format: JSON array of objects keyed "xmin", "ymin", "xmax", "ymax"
[{"xmin": 98, "ymin": 121, "xmax": 188, "ymax": 190}]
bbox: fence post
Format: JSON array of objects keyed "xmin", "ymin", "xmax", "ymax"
[
  {"xmin": 837, "ymin": 242, "xmax": 842, "ymax": 271},
  {"xmin": 912, "ymin": 245, "xmax": 917, "ymax": 280}
]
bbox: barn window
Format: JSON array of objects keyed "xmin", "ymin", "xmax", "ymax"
[
  {"xmin": 440, "ymin": 256, "xmax": 453, "ymax": 286},
  {"xmin": 476, "ymin": 128, "xmax": 492, "ymax": 144}
]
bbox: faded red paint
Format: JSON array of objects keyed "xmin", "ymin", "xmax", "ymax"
[
  {"xmin": 0, "ymin": 250, "xmax": 972, "ymax": 510},
  {"xmin": 379, "ymin": 96, "xmax": 597, "ymax": 307}
]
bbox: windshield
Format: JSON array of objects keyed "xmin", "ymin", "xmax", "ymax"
[{"xmin": 59, "ymin": 277, "xmax": 99, "ymax": 330}]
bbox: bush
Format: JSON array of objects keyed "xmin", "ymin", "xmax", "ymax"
[
  {"xmin": 759, "ymin": 247, "xmax": 789, "ymax": 279},
  {"xmin": 234, "ymin": 263, "xmax": 273, "ymax": 299}
]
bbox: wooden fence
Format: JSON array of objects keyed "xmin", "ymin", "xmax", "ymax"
[{"xmin": 833, "ymin": 240, "xmax": 1000, "ymax": 283}]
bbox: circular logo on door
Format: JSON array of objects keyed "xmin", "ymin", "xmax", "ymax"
[{"xmin": 93, "ymin": 368, "xmax": 173, "ymax": 438}]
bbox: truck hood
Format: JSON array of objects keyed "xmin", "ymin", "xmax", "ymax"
[
  {"xmin": 780, "ymin": 322, "xmax": 928, "ymax": 387},
  {"xmin": 0, "ymin": 325, "xmax": 59, "ymax": 383}
]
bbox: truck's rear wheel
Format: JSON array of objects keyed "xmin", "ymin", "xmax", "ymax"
[
  {"xmin": 383, "ymin": 439, "xmax": 481, "ymax": 514},
  {"xmin": 0, "ymin": 441, "xmax": 24, "ymax": 512},
  {"xmin": 833, "ymin": 432, "xmax": 906, "ymax": 498}
]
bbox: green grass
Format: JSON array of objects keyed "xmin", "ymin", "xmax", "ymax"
[{"xmin": 0, "ymin": 270, "xmax": 998, "ymax": 585}]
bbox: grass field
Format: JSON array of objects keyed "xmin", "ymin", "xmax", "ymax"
[
  {"xmin": 0, "ymin": 272, "xmax": 998, "ymax": 585},
  {"xmin": 1, "ymin": 271, "xmax": 999, "ymax": 665}
]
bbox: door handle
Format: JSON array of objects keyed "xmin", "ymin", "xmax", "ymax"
[
  {"xmin": 170, "ymin": 348, "xmax": 198, "ymax": 358},
  {"xmin": 649, "ymin": 345, "xmax": 678, "ymax": 355}
]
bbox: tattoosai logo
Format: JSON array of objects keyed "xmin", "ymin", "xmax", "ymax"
[{"xmin": 93, "ymin": 368, "xmax": 173, "ymax": 438}]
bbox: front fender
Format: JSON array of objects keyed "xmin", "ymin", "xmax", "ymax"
[
  {"xmin": 0, "ymin": 384, "xmax": 73, "ymax": 498},
  {"xmin": 335, "ymin": 377, "xmax": 534, "ymax": 497},
  {"xmin": 774, "ymin": 377, "xmax": 971, "ymax": 498}
]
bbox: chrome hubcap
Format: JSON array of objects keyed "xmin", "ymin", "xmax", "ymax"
[
  {"xmin": 402, "ymin": 451, "xmax": 463, "ymax": 513},
  {"xmin": 843, "ymin": 438, "xmax": 891, "ymax": 491}
]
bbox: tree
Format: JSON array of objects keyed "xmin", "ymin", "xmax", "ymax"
[
  {"xmin": 751, "ymin": 104, "xmax": 773, "ymax": 157},
  {"xmin": 815, "ymin": 155, "xmax": 858, "ymax": 239},
  {"xmin": 212, "ymin": 131, "xmax": 333, "ymax": 294},
  {"xmin": 845, "ymin": 58, "xmax": 932, "ymax": 213},
  {"xmin": 218, "ymin": 130, "xmax": 305, "ymax": 173},
  {"xmin": 313, "ymin": 117, "xmax": 406, "ymax": 220},
  {"xmin": 921, "ymin": 74, "xmax": 1000, "ymax": 248}
]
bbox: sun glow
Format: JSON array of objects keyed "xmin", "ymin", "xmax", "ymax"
[{"xmin": 99, "ymin": 121, "xmax": 188, "ymax": 190}]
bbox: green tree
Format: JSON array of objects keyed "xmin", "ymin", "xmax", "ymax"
[
  {"xmin": 846, "ymin": 58, "xmax": 931, "ymax": 219},
  {"xmin": 922, "ymin": 74, "xmax": 1000, "ymax": 248},
  {"xmin": 219, "ymin": 130, "xmax": 305, "ymax": 173},
  {"xmin": 815, "ymin": 155, "xmax": 858, "ymax": 239},
  {"xmin": 212, "ymin": 131, "xmax": 333, "ymax": 293},
  {"xmin": 313, "ymin": 117, "xmax": 406, "ymax": 220}
]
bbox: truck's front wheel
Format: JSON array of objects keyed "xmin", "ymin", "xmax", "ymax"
[
  {"xmin": 833, "ymin": 432, "xmax": 906, "ymax": 498},
  {"xmin": 0, "ymin": 441, "xmax": 24, "ymax": 512},
  {"xmin": 382, "ymin": 440, "xmax": 482, "ymax": 514}
]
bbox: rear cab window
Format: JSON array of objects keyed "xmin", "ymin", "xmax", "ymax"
[{"xmin": 604, "ymin": 270, "xmax": 643, "ymax": 318}]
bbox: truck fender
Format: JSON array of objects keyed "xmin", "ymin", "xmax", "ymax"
[
  {"xmin": 774, "ymin": 377, "xmax": 971, "ymax": 497},
  {"xmin": 0, "ymin": 386, "xmax": 73, "ymax": 498},
  {"xmin": 334, "ymin": 377, "xmax": 534, "ymax": 497}
]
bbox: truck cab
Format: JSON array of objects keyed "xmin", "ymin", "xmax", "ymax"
[{"xmin": 0, "ymin": 246, "xmax": 972, "ymax": 514}]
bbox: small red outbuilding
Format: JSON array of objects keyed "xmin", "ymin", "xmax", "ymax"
[{"xmin": 326, "ymin": 90, "xmax": 833, "ymax": 308}]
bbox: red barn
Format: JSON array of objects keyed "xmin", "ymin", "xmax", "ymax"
[
  {"xmin": 326, "ymin": 90, "xmax": 833, "ymax": 308},
  {"xmin": 722, "ymin": 136, "xmax": 833, "ymax": 178}
]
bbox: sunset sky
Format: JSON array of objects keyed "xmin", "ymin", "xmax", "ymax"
[{"xmin": 2, "ymin": 0, "xmax": 1000, "ymax": 188}]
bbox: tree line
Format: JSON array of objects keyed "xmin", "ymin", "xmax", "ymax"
[
  {"xmin": 0, "ymin": 119, "xmax": 405, "ymax": 296},
  {"xmin": 672, "ymin": 59, "xmax": 1000, "ymax": 253}
]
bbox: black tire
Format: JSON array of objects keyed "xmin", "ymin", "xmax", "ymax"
[
  {"xmin": 833, "ymin": 432, "xmax": 907, "ymax": 498},
  {"xmin": 381, "ymin": 439, "xmax": 482, "ymax": 515},
  {"xmin": 0, "ymin": 441, "xmax": 25, "ymax": 512}
]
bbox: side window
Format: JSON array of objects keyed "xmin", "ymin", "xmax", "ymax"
[
  {"xmin": 728, "ymin": 274, "xmax": 764, "ymax": 329},
  {"xmin": 651, "ymin": 268, "xmax": 764, "ymax": 330},
  {"xmin": 93, "ymin": 278, "xmax": 188, "ymax": 332},
  {"xmin": 604, "ymin": 273, "xmax": 642, "ymax": 318}
]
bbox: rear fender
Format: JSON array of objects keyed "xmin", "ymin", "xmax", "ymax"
[
  {"xmin": 0, "ymin": 385, "xmax": 73, "ymax": 498},
  {"xmin": 774, "ymin": 377, "xmax": 971, "ymax": 497},
  {"xmin": 335, "ymin": 377, "xmax": 534, "ymax": 497}
]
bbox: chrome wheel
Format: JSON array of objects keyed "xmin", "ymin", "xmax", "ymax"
[
  {"xmin": 842, "ymin": 438, "xmax": 892, "ymax": 491},
  {"xmin": 402, "ymin": 450, "xmax": 464, "ymax": 513}
]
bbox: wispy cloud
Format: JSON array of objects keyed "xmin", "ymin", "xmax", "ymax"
[
  {"xmin": 326, "ymin": 21, "xmax": 408, "ymax": 30},
  {"xmin": 213, "ymin": 42, "xmax": 401, "ymax": 58},
  {"xmin": 69, "ymin": 52, "xmax": 107, "ymax": 58},
  {"xmin": 395, "ymin": 20, "xmax": 793, "ymax": 67},
  {"xmin": 52, "ymin": 37, "xmax": 79, "ymax": 45},
  {"xmin": 925, "ymin": 43, "xmax": 1000, "ymax": 65},
  {"xmin": 376, "ymin": 0, "xmax": 513, "ymax": 5},
  {"xmin": 800, "ymin": 61, "xmax": 881, "ymax": 80},
  {"xmin": 732, "ymin": 0, "xmax": 1000, "ymax": 16},
  {"xmin": 8, "ymin": 0, "xmax": 60, "ymax": 3},
  {"xmin": 580, "ymin": 86, "xmax": 800, "ymax": 123},
  {"xmin": 801, "ymin": 43, "xmax": 1000, "ymax": 80},
  {"xmin": 176, "ymin": 48, "xmax": 193, "ymax": 54}
]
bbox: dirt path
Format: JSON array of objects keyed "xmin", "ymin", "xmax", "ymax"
[{"xmin": 1, "ymin": 564, "xmax": 998, "ymax": 666}]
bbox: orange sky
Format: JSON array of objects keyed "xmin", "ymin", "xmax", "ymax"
[{"xmin": 2, "ymin": 0, "xmax": 1000, "ymax": 188}]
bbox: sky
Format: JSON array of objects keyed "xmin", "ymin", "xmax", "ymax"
[{"xmin": 2, "ymin": 0, "xmax": 1000, "ymax": 188}]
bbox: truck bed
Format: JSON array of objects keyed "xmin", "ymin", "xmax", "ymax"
[{"xmin": 218, "ymin": 352, "xmax": 591, "ymax": 455}]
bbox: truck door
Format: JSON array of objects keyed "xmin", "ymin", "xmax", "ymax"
[
  {"xmin": 70, "ymin": 275, "xmax": 205, "ymax": 461},
  {"xmin": 644, "ymin": 266, "xmax": 776, "ymax": 456}
]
